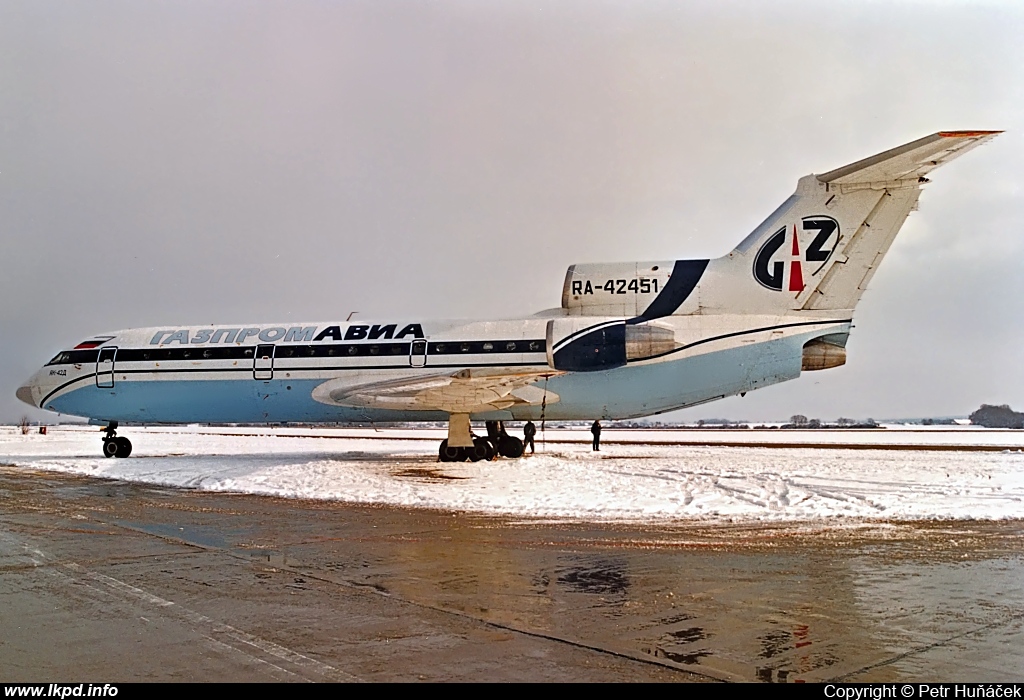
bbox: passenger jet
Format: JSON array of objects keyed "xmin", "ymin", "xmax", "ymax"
[{"xmin": 17, "ymin": 131, "xmax": 1001, "ymax": 460}]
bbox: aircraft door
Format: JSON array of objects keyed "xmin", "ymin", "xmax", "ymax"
[
  {"xmin": 254, "ymin": 344, "xmax": 275, "ymax": 380},
  {"xmin": 96, "ymin": 346, "xmax": 117, "ymax": 388},
  {"xmin": 409, "ymin": 339, "xmax": 427, "ymax": 368}
]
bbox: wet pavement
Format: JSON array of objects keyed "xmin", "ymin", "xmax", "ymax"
[{"xmin": 1, "ymin": 464, "xmax": 1022, "ymax": 682}]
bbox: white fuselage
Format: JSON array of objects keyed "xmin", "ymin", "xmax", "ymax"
[{"xmin": 18, "ymin": 312, "xmax": 850, "ymax": 425}]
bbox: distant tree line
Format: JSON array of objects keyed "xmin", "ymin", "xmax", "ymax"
[
  {"xmin": 779, "ymin": 415, "xmax": 879, "ymax": 429},
  {"xmin": 969, "ymin": 404, "xmax": 1024, "ymax": 429},
  {"xmin": 920, "ymin": 417, "xmax": 956, "ymax": 425}
]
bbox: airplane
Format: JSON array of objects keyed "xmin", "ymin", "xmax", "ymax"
[{"xmin": 17, "ymin": 130, "xmax": 1001, "ymax": 461}]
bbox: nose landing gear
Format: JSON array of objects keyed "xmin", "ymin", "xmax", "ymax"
[{"xmin": 101, "ymin": 422, "xmax": 132, "ymax": 458}]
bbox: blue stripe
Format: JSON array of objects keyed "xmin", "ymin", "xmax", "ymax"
[{"xmin": 632, "ymin": 259, "xmax": 709, "ymax": 322}]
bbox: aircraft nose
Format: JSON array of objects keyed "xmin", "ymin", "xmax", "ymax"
[{"xmin": 16, "ymin": 383, "xmax": 38, "ymax": 408}]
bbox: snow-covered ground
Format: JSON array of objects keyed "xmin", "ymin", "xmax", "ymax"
[{"xmin": 2, "ymin": 425, "xmax": 1023, "ymax": 523}]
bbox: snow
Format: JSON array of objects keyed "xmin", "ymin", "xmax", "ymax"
[{"xmin": 2, "ymin": 425, "xmax": 1023, "ymax": 523}]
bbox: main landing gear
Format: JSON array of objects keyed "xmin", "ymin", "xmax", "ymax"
[
  {"xmin": 438, "ymin": 418, "xmax": 524, "ymax": 462},
  {"xmin": 101, "ymin": 421, "xmax": 132, "ymax": 458}
]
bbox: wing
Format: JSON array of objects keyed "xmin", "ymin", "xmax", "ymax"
[
  {"xmin": 817, "ymin": 130, "xmax": 1001, "ymax": 186},
  {"xmin": 311, "ymin": 367, "xmax": 563, "ymax": 414}
]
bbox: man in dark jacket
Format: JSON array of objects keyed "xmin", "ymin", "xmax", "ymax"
[
  {"xmin": 523, "ymin": 421, "xmax": 536, "ymax": 453},
  {"xmin": 591, "ymin": 420, "xmax": 602, "ymax": 451}
]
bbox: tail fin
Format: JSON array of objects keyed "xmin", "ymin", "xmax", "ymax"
[{"xmin": 694, "ymin": 131, "xmax": 1001, "ymax": 314}]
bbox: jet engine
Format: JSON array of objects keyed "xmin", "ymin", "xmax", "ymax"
[
  {"xmin": 546, "ymin": 319, "xmax": 679, "ymax": 372},
  {"xmin": 801, "ymin": 335, "xmax": 848, "ymax": 371}
]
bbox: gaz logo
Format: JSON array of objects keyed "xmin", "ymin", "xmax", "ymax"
[{"xmin": 753, "ymin": 215, "xmax": 840, "ymax": 292}]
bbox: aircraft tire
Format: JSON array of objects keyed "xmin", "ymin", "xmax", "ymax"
[
  {"xmin": 467, "ymin": 438, "xmax": 489, "ymax": 462},
  {"xmin": 102, "ymin": 439, "xmax": 118, "ymax": 458},
  {"xmin": 115, "ymin": 437, "xmax": 132, "ymax": 458},
  {"xmin": 498, "ymin": 436, "xmax": 524, "ymax": 459},
  {"xmin": 439, "ymin": 440, "xmax": 463, "ymax": 462}
]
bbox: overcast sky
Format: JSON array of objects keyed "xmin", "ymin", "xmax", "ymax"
[{"xmin": 2, "ymin": 0, "xmax": 1022, "ymax": 424}]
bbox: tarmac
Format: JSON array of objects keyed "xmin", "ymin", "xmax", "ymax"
[{"xmin": 1, "ymin": 463, "xmax": 1022, "ymax": 682}]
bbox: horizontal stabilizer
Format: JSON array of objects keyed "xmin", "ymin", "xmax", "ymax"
[{"xmin": 817, "ymin": 131, "xmax": 1001, "ymax": 186}]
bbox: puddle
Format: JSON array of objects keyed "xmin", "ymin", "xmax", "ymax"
[
  {"xmin": 392, "ymin": 467, "xmax": 468, "ymax": 481},
  {"xmin": 556, "ymin": 559, "xmax": 630, "ymax": 595}
]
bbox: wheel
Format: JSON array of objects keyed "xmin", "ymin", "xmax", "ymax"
[
  {"xmin": 115, "ymin": 437, "xmax": 132, "ymax": 458},
  {"xmin": 102, "ymin": 439, "xmax": 118, "ymax": 458},
  {"xmin": 467, "ymin": 438, "xmax": 489, "ymax": 462},
  {"xmin": 439, "ymin": 440, "xmax": 463, "ymax": 462},
  {"xmin": 482, "ymin": 438, "xmax": 497, "ymax": 461},
  {"xmin": 498, "ymin": 435, "xmax": 524, "ymax": 458}
]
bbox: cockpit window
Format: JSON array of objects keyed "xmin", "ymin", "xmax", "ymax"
[
  {"xmin": 46, "ymin": 349, "xmax": 100, "ymax": 365},
  {"xmin": 46, "ymin": 352, "xmax": 72, "ymax": 365}
]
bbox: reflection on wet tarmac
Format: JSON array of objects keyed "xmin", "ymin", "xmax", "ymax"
[
  {"xmin": 556, "ymin": 558, "xmax": 631, "ymax": 596},
  {"xmin": 366, "ymin": 522, "xmax": 1024, "ymax": 682},
  {"xmin": 646, "ymin": 623, "xmax": 712, "ymax": 667},
  {"xmin": 2, "ymin": 465, "xmax": 1022, "ymax": 682}
]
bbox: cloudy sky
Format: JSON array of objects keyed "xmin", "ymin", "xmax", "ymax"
[{"xmin": 2, "ymin": 0, "xmax": 1022, "ymax": 424}]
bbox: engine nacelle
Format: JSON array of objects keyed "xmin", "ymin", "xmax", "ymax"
[
  {"xmin": 801, "ymin": 336, "xmax": 848, "ymax": 371},
  {"xmin": 546, "ymin": 318, "xmax": 679, "ymax": 372}
]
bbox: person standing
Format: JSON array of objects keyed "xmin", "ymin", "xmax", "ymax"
[
  {"xmin": 591, "ymin": 420, "xmax": 602, "ymax": 451},
  {"xmin": 523, "ymin": 421, "xmax": 536, "ymax": 454}
]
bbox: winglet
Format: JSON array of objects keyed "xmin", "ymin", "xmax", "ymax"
[{"xmin": 817, "ymin": 130, "xmax": 1002, "ymax": 185}]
